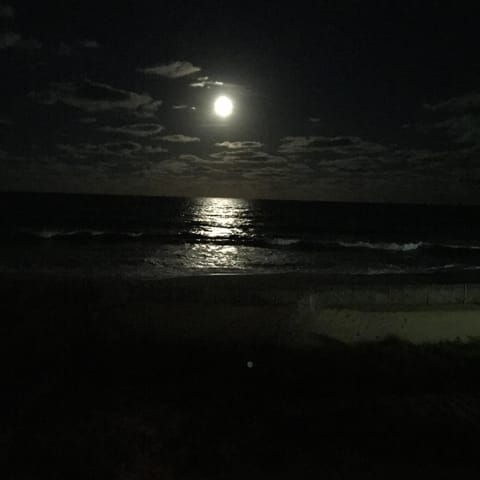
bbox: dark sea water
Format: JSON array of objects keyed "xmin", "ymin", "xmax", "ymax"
[{"xmin": 2, "ymin": 192, "xmax": 480, "ymax": 278}]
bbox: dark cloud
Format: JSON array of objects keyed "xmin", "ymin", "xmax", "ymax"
[
  {"xmin": 0, "ymin": 115, "xmax": 13, "ymax": 126},
  {"xmin": 58, "ymin": 142, "xmax": 142, "ymax": 158},
  {"xmin": 77, "ymin": 40, "xmax": 99, "ymax": 48},
  {"xmin": 272, "ymin": 135, "xmax": 447, "ymax": 191},
  {"xmin": 423, "ymin": 92, "xmax": 480, "ymax": 145},
  {"xmin": 209, "ymin": 149, "xmax": 287, "ymax": 165},
  {"xmin": 0, "ymin": 4, "xmax": 14, "ymax": 18},
  {"xmin": 189, "ymin": 80, "xmax": 224, "ymax": 88},
  {"xmin": 433, "ymin": 115, "xmax": 480, "ymax": 145},
  {"xmin": 78, "ymin": 117, "xmax": 97, "ymax": 124},
  {"xmin": 57, "ymin": 141, "xmax": 168, "ymax": 158},
  {"xmin": 0, "ymin": 31, "xmax": 20, "ymax": 49},
  {"xmin": 57, "ymin": 39, "xmax": 99, "ymax": 56},
  {"xmin": 57, "ymin": 42, "xmax": 73, "ymax": 56},
  {"xmin": 100, "ymin": 123, "xmax": 165, "ymax": 137},
  {"xmin": 177, "ymin": 154, "xmax": 204, "ymax": 162},
  {"xmin": 17, "ymin": 37, "xmax": 42, "ymax": 49},
  {"xmin": 134, "ymin": 100, "xmax": 163, "ymax": 118},
  {"xmin": 424, "ymin": 93, "xmax": 480, "ymax": 114},
  {"xmin": 128, "ymin": 155, "xmax": 215, "ymax": 181},
  {"xmin": 0, "ymin": 32, "xmax": 41, "ymax": 50},
  {"xmin": 151, "ymin": 152, "xmax": 292, "ymax": 182},
  {"xmin": 138, "ymin": 61, "xmax": 201, "ymax": 78},
  {"xmin": 158, "ymin": 156, "xmax": 202, "ymax": 175},
  {"xmin": 215, "ymin": 141, "xmax": 263, "ymax": 149},
  {"xmin": 189, "ymin": 79, "xmax": 244, "ymax": 92},
  {"xmin": 278, "ymin": 136, "xmax": 387, "ymax": 156},
  {"xmin": 30, "ymin": 80, "xmax": 160, "ymax": 113},
  {"xmin": 160, "ymin": 134, "xmax": 200, "ymax": 143},
  {"xmin": 391, "ymin": 147, "xmax": 480, "ymax": 194},
  {"xmin": 152, "ymin": 150, "xmax": 314, "ymax": 198},
  {"xmin": 143, "ymin": 145, "xmax": 168, "ymax": 154}
]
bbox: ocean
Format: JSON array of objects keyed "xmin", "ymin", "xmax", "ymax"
[{"xmin": 1, "ymin": 192, "xmax": 480, "ymax": 278}]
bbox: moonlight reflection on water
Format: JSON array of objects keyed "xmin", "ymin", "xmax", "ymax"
[
  {"xmin": 189, "ymin": 197, "xmax": 252, "ymax": 239},
  {"xmin": 183, "ymin": 197, "xmax": 253, "ymax": 271}
]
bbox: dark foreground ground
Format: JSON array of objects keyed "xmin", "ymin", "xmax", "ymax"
[
  {"xmin": 4, "ymin": 331, "xmax": 480, "ymax": 478},
  {"xmin": 2, "ymin": 275, "xmax": 480, "ymax": 478}
]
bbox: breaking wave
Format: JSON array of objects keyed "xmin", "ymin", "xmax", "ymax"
[
  {"xmin": 267, "ymin": 238, "xmax": 301, "ymax": 246},
  {"xmin": 337, "ymin": 240, "xmax": 480, "ymax": 253},
  {"xmin": 5, "ymin": 229, "xmax": 480, "ymax": 257},
  {"xmin": 27, "ymin": 230, "xmax": 144, "ymax": 239},
  {"xmin": 337, "ymin": 241, "xmax": 423, "ymax": 251}
]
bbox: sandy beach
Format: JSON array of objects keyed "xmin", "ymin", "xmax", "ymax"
[
  {"xmin": 3, "ymin": 271, "xmax": 480, "ymax": 478},
  {"xmin": 3, "ymin": 271, "xmax": 480, "ymax": 346}
]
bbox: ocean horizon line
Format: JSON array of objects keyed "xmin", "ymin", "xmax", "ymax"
[{"xmin": 2, "ymin": 189, "xmax": 480, "ymax": 208}]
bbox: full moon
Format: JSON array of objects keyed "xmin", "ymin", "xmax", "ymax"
[{"xmin": 214, "ymin": 95, "xmax": 233, "ymax": 118}]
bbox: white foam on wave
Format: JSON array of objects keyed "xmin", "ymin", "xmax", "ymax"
[
  {"xmin": 34, "ymin": 230, "xmax": 77, "ymax": 239},
  {"xmin": 269, "ymin": 238, "xmax": 301, "ymax": 246},
  {"xmin": 32, "ymin": 229, "xmax": 142, "ymax": 239},
  {"xmin": 363, "ymin": 268, "xmax": 406, "ymax": 275},
  {"xmin": 432, "ymin": 242, "xmax": 480, "ymax": 250},
  {"xmin": 338, "ymin": 241, "xmax": 423, "ymax": 252},
  {"xmin": 144, "ymin": 257, "xmax": 161, "ymax": 266},
  {"xmin": 425, "ymin": 264, "xmax": 461, "ymax": 271}
]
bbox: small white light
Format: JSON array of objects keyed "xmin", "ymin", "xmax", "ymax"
[
  {"xmin": 247, "ymin": 361, "xmax": 254, "ymax": 368},
  {"xmin": 214, "ymin": 95, "xmax": 233, "ymax": 118}
]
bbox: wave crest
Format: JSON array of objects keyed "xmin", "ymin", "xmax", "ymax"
[
  {"xmin": 268, "ymin": 238, "xmax": 301, "ymax": 246},
  {"xmin": 31, "ymin": 230, "xmax": 143, "ymax": 239},
  {"xmin": 338, "ymin": 241, "xmax": 423, "ymax": 252}
]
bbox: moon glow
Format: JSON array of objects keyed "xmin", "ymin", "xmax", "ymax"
[{"xmin": 214, "ymin": 95, "xmax": 233, "ymax": 118}]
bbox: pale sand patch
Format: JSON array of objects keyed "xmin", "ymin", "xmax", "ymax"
[{"xmin": 296, "ymin": 305, "xmax": 480, "ymax": 345}]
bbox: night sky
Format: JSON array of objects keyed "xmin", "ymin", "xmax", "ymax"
[{"xmin": 1, "ymin": 0, "xmax": 480, "ymax": 203}]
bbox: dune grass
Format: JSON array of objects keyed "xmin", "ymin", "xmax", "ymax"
[{"xmin": 3, "ymin": 307, "xmax": 480, "ymax": 479}]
